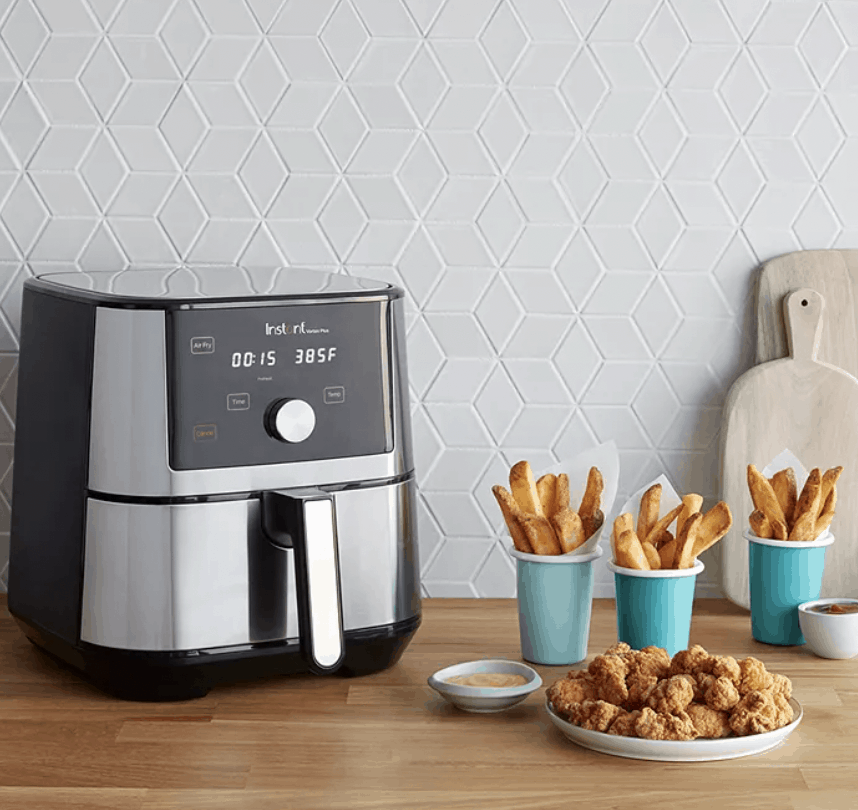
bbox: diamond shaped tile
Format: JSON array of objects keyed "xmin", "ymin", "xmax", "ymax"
[
  {"xmin": 157, "ymin": 177, "xmax": 206, "ymax": 258},
  {"xmin": 422, "ymin": 446, "xmax": 494, "ymax": 492},
  {"xmin": 399, "ymin": 44, "xmax": 448, "ymax": 126},
  {"xmin": 586, "ymin": 181, "xmax": 654, "ymax": 226},
  {"xmin": 348, "ymin": 221, "xmax": 414, "ymax": 264},
  {"xmin": 510, "ymin": 42, "xmax": 577, "ymax": 87},
  {"xmin": 349, "ymin": 176, "xmax": 413, "ymax": 220},
  {"xmin": 747, "ymin": 92, "xmax": 814, "ymax": 137},
  {"xmin": 582, "ymin": 361, "xmax": 652, "ymax": 406},
  {"xmin": 476, "ymin": 93, "xmax": 526, "ymax": 172},
  {"xmin": 478, "ymin": 1, "xmax": 527, "ymax": 80},
  {"xmin": 157, "ymin": 87, "xmax": 207, "ymax": 168},
  {"xmin": 667, "ymin": 181, "xmax": 732, "ymax": 227},
  {"xmin": 474, "ymin": 363, "xmax": 524, "ymax": 441},
  {"xmin": 106, "ymin": 173, "xmax": 172, "ymax": 216},
  {"xmin": 1, "ymin": 0, "xmax": 49, "ymax": 73},
  {"xmin": 268, "ymin": 220, "xmax": 336, "ymax": 264},
  {"xmin": 503, "ymin": 405, "xmax": 569, "ymax": 448},
  {"xmin": 270, "ymin": 0, "xmax": 337, "ymax": 34},
  {"xmin": 716, "ymin": 141, "xmax": 765, "ymax": 220},
  {"xmin": 582, "ymin": 404, "xmax": 650, "ymax": 449},
  {"xmin": 411, "ymin": 405, "xmax": 444, "ymax": 478},
  {"xmin": 239, "ymin": 41, "xmax": 289, "ymax": 122},
  {"xmin": 504, "ymin": 269, "xmax": 572, "ymax": 314},
  {"xmin": 320, "ymin": 0, "xmax": 369, "ymax": 78},
  {"xmin": 510, "ymin": 87, "xmax": 574, "ymax": 132},
  {"xmin": 424, "ymin": 313, "xmax": 492, "ymax": 358},
  {"xmin": 314, "ymin": 179, "xmax": 366, "ymax": 261},
  {"xmin": 352, "ymin": 85, "xmax": 418, "ymax": 128},
  {"xmin": 406, "ymin": 316, "xmax": 445, "ymax": 397},
  {"xmin": 553, "ymin": 321, "xmax": 601, "ymax": 401},
  {"xmin": 318, "ymin": 88, "xmax": 368, "ymax": 169},
  {"xmin": 350, "ymin": 0, "xmax": 418, "ymax": 35},
  {"xmin": 79, "ymin": 40, "xmax": 128, "ymax": 120},
  {"xmin": 710, "ymin": 232, "xmax": 757, "ymax": 313},
  {"xmin": 632, "ymin": 276, "xmax": 682, "ymax": 356},
  {"xmin": 747, "ymin": 138, "xmax": 813, "ymax": 184},
  {"xmin": 503, "ymin": 359, "xmax": 571, "ymax": 404},
  {"xmin": 158, "ymin": 0, "xmax": 208, "ymax": 75},
  {"xmin": 425, "ymin": 358, "xmax": 493, "ymax": 403},
  {"xmin": 508, "ymin": 178, "xmax": 571, "ymax": 222},
  {"xmin": 662, "ymin": 316, "xmax": 734, "ymax": 362},
  {"xmin": 431, "ymin": 40, "xmax": 495, "ymax": 84},
  {"xmin": 396, "ymin": 135, "xmax": 445, "ymax": 215},
  {"xmin": 799, "ymin": 5, "xmax": 847, "ymax": 86},
  {"xmin": 640, "ymin": 2, "xmax": 688, "ymax": 83},
  {"xmin": 555, "ymin": 231, "xmax": 603, "ymax": 309},
  {"xmin": 557, "ymin": 140, "xmax": 607, "ymax": 219},
  {"xmin": 270, "ymin": 174, "xmax": 336, "ymax": 220},
  {"xmin": 637, "ymin": 96, "xmax": 686, "ymax": 176},
  {"xmin": 270, "ymin": 130, "xmax": 337, "ymax": 174},
  {"xmin": 426, "ymin": 177, "xmax": 494, "ymax": 222},
  {"xmin": 502, "ymin": 314, "xmax": 568, "ymax": 359},
  {"xmin": 718, "ymin": 50, "xmax": 767, "ymax": 132},
  {"xmin": 560, "ymin": 47, "xmax": 608, "ymax": 128},
  {"xmin": 792, "ymin": 187, "xmax": 841, "ymax": 248},
  {"xmin": 78, "ymin": 221, "xmax": 127, "ymax": 270},
  {"xmin": 797, "ymin": 98, "xmax": 846, "ymax": 176},
  {"xmin": 1, "ymin": 176, "xmax": 48, "ymax": 254},
  {"xmin": 552, "ymin": 407, "xmax": 598, "ymax": 460},
  {"xmin": 238, "ymin": 133, "xmax": 289, "ymax": 215},
  {"xmin": 476, "ymin": 182, "xmax": 524, "ymax": 262},
  {"xmin": 505, "ymin": 224, "xmax": 568, "ymax": 268},
  {"xmin": 584, "ymin": 315, "xmax": 650, "ymax": 360},
  {"xmin": 397, "ymin": 227, "xmax": 445, "ymax": 307},
  {"xmin": 109, "ymin": 219, "xmax": 177, "ymax": 263},
  {"xmin": 822, "ymin": 140, "xmax": 858, "ymax": 228},
  {"xmin": 750, "ymin": 44, "xmax": 815, "ymax": 92},
  {"xmin": 634, "ymin": 185, "xmax": 683, "ymax": 265},
  {"xmin": 670, "ymin": 0, "xmax": 738, "ymax": 43},
  {"xmin": 472, "ymin": 544, "xmax": 515, "ymax": 599},
  {"xmin": 474, "ymin": 274, "xmax": 523, "ymax": 353}
]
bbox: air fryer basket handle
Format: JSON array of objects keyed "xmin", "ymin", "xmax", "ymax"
[{"xmin": 261, "ymin": 489, "xmax": 344, "ymax": 674}]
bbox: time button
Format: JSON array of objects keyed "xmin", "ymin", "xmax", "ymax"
[{"xmin": 227, "ymin": 393, "xmax": 250, "ymax": 410}]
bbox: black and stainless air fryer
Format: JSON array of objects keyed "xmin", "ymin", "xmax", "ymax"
[{"xmin": 8, "ymin": 266, "xmax": 420, "ymax": 700}]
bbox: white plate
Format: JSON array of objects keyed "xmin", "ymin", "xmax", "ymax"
[{"xmin": 546, "ymin": 698, "xmax": 803, "ymax": 761}]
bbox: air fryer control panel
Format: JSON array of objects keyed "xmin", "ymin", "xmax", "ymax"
[{"xmin": 168, "ymin": 301, "xmax": 391, "ymax": 470}]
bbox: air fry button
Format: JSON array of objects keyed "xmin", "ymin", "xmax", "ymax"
[
  {"xmin": 191, "ymin": 337, "xmax": 215, "ymax": 354},
  {"xmin": 193, "ymin": 424, "xmax": 217, "ymax": 442},
  {"xmin": 324, "ymin": 386, "xmax": 345, "ymax": 404}
]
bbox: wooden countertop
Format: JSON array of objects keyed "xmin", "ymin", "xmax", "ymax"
[{"xmin": 1, "ymin": 595, "xmax": 856, "ymax": 809}]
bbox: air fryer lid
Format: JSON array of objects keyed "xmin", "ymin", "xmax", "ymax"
[{"xmin": 32, "ymin": 265, "xmax": 395, "ymax": 305}]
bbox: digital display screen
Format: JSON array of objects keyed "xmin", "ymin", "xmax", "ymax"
[{"xmin": 229, "ymin": 347, "xmax": 338, "ymax": 368}]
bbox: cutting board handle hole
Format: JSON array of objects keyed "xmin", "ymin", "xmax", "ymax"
[{"xmin": 801, "ymin": 299, "xmax": 808, "ymax": 306}]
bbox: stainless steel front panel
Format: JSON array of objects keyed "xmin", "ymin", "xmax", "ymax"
[
  {"xmin": 87, "ymin": 301, "xmax": 412, "ymax": 498},
  {"xmin": 80, "ymin": 479, "xmax": 420, "ymax": 652}
]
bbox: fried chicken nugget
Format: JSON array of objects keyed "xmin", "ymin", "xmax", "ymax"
[
  {"xmin": 587, "ymin": 653, "xmax": 630, "ymax": 706},
  {"xmin": 645, "ymin": 674, "xmax": 695, "ymax": 715},
  {"xmin": 631, "ymin": 646, "xmax": 672, "ymax": 679},
  {"xmin": 686, "ymin": 703, "xmax": 732, "ymax": 739},
  {"xmin": 765, "ymin": 673, "xmax": 793, "ymax": 701},
  {"xmin": 605, "ymin": 641, "xmax": 632, "ymax": 656},
  {"xmin": 569, "ymin": 700, "xmax": 624, "ymax": 732},
  {"xmin": 703, "ymin": 675, "xmax": 741, "ymax": 711},
  {"xmin": 729, "ymin": 690, "xmax": 783, "ymax": 736},
  {"xmin": 710, "ymin": 654, "xmax": 741, "ymax": 686},
  {"xmin": 669, "ymin": 644, "xmax": 714, "ymax": 677},
  {"xmin": 546, "ymin": 674, "xmax": 599, "ymax": 718},
  {"xmin": 738, "ymin": 656, "xmax": 774, "ymax": 695},
  {"xmin": 607, "ymin": 709, "xmax": 641, "ymax": 737},
  {"xmin": 635, "ymin": 707, "xmax": 698, "ymax": 741},
  {"xmin": 773, "ymin": 693, "xmax": 795, "ymax": 727},
  {"xmin": 626, "ymin": 673, "xmax": 659, "ymax": 710}
]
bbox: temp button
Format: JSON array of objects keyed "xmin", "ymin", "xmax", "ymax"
[
  {"xmin": 324, "ymin": 386, "xmax": 345, "ymax": 404},
  {"xmin": 227, "ymin": 393, "xmax": 250, "ymax": 410}
]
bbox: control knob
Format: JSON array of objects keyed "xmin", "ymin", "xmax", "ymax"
[{"xmin": 266, "ymin": 398, "xmax": 316, "ymax": 443}]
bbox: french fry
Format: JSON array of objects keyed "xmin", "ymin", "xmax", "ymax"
[
  {"xmin": 675, "ymin": 512, "xmax": 702, "ymax": 569},
  {"xmin": 644, "ymin": 503, "xmax": 683, "ymax": 548},
  {"xmin": 492, "ymin": 485, "xmax": 533, "ymax": 553},
  {"xmin": 641, "ymin": 541, "xmax": 661, "ymax": 570},
  {"xmin": 611, "ymin": 513, "xmax": 634, "ymax": 563},
  {"xmin": 552, "ymin": 507, "xmax": 586, "ymax": 554},
  {"xmin": 815, "ymin": 484, "xmax": 837, "ymax": 537},
  {"xmin": 747, "ymin": 464, "xmax": 788, "ymax": 540},
  {"xmin": 676, "ymin": 494, "xmax": 703, "ymax": 539},
  {"xmin": 555, "ymin": 473, "xmax": 571, "ymax": 513},
  {"xmin": 510, "ymin": 460, "xmax": 544, "ymax": 517},
  {"xmin": 650, "ymin": 528, "xmax": 674, "ymax": 548},
  {"xmin": 579, "ymin": 466, "xmax": 603, "ymax": 524},
  {"xmin": 749, "ymin": 509, "xmax": 773, "ymax": 539},
  {"xmin": 582, "ymin": 508, "xmax": 604, "ymax": 540},
  {"xmin": 769, "ymin": 468, "xmax": 797, "ymax": 530},
  {"xmin": 636, "ymin": 484, "xmax": 661, "ymax": 544},
  {"xmin": 692, "ymin": 501, "xmax": 732, "ymax": 557},
  {"xmin": 658, "ymin": 537, "xmax": 679, "ymax": 569},
  {"xmin": 536, "ymin": 473, "xmax": 557, "ymax": 518},
  {"xmin": 615, "ymin": 529, "xmax": 650, "ymax": 570},
  {"xmin": 520, "ymin": 514, "xmax": 562, "ymax": 555},
  {"xmin": 788, "ymin": 467, "xmax": 822, "ymax": 542},
  {"xmin": 818, "ymin": 466, "xmax": 843, "ymax": 520}
]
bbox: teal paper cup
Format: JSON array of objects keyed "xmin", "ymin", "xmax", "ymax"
[
  {"xmin": 608, "ymin": 559, "xmax": 704, "ymax": 657},
  {"xmin": 508, "ymin": 544, "xmax": 603, "ymax": 665},
  {"xmin": 745, "ymin": 528, "xmax": 834, "ymax": 645}
]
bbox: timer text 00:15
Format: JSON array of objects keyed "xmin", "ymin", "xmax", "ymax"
[{"xmin": 230, "ymin": 347, "xmax": 337, "ymax": 368}]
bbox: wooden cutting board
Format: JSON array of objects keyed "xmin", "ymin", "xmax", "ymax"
[
  {"xmin": 756, "ymin": 249, "xmax": 858, "ymax": 371},
  {"xmin": 720, "ymin": 288, "xmax": 858, "ymax": 608}
]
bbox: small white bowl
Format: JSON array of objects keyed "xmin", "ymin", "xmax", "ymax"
[
  {"xmin": 798, "ymin": 598, "xmax": 858, "ymax": 659},
  {"xmin": 428, "ymin": 659, "xmax": 542, "ymax": 713}
]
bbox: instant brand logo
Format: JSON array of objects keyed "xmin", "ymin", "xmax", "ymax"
[
  {"xmin": 265, "ymin": 321, "xmax": 330, "ymax": 335},
  {"xmin": 265, "ymin": 321, "xmax": 306, "ymax": 335}
]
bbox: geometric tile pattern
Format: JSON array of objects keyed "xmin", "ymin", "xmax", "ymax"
[{"xmin": 1, "ymin": 0, "xmax": 858, "ymax": 598}]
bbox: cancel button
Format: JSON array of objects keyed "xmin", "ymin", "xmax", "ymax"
[{"xmin": 193, "ymin": 424, "xmax": 217, "ymax": 442}]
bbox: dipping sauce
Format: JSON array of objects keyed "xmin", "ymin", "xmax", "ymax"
[
  {"xmin": 446, "ymin": 673, "xmax": 529, "ymax": 688},
  {"xmin": 809, "ymin": 602, "xmax": 858, "ymax": 615}
]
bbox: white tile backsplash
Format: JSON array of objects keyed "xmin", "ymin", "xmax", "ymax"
[{"xmin": 0, "ymin": 0, "xmax": 856, "ymax": 598}]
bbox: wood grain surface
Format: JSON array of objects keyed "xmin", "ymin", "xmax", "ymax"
[
  {"xmin": 2, "ymin": 594, "xmax": 857, "ymax": 810},
  {"xmin": 756, "ymin": 249, "xmax": 858, "ymax": 371},
  {"xmin": 720, "ymin": 288, "xmax": 858, "ymax": 609}
]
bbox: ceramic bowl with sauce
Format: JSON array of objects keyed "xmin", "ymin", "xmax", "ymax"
[
  {"xmin": 428, "ymin": 659, "xmax": 542, "ymax": 713},
  {"xmin": 798, "ymin": 598, "xmax": 858, "ymax": 659}
]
